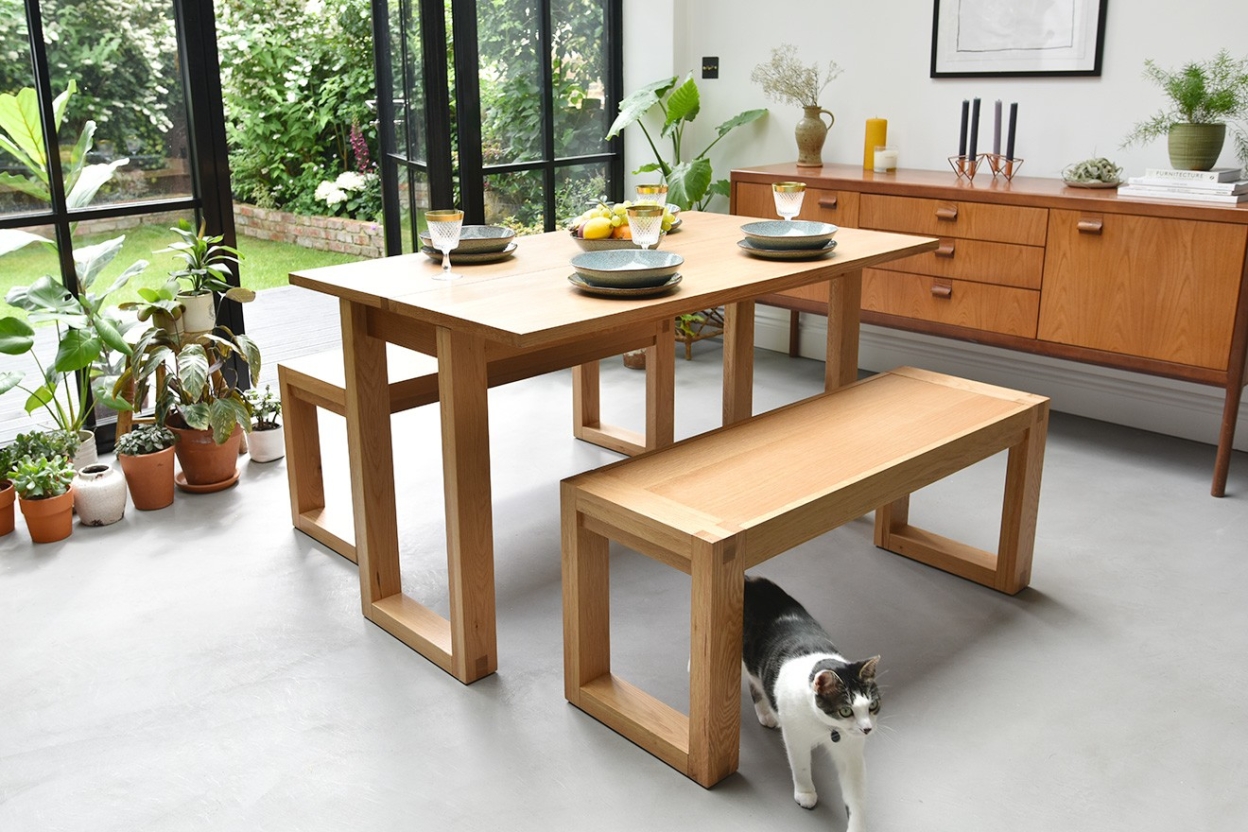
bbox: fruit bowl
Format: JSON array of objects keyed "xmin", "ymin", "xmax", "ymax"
[{"xmin": 571, "ymin": 230, "xmax": 665, "ymax": 252}]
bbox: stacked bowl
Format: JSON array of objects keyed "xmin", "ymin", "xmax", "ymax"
[
  {"xmin": 737, "ymin": 220, "xmax": 838, "ymax": 260},
  {"xmin": 568, "ymin": 249, "xmax": 684, "ymax": 298},
  {"xmin": 420, "ymin": 225, "xmax": 517, "ymax": 264}
]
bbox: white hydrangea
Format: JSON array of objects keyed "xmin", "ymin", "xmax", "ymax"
[
  {"xmin": 315, "ymin": 181, "xmax": 347, "ymax": 206},
  {"xmin": 334, "ymin": 171, "xmax": 368, "ymax": 191}
]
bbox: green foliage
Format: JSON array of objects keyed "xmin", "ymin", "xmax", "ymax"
[
  {"xmin": 1123, "ymin": 50, "xmax": 1248, "ymax": 164},
  {"xmin": 115, "ymin": 424, "xmax": 176, "ymax": 456},
  {"xmin": 6, "ymin": 453, "xmax": 75, "ymax": 499},
  {"xmin": 0, "ymin": 236, "xmax": 145, "ymax": 432},
  {"xmin": 159, "ymin": 219, "xmax": 253, "ymax": 302},
  {"xmin": 607, "ymin": 75, "xmax": 767, "ymax": 212},
  {"xmin": 7, "ymin": 429, "xmax": 78, "ymax": 465},
  {"xmin": 244, "ymin": 384, "xmax": 281, "ymax": 429},
  {"xmin": 217, "ymin": 0, "xmax": 380, "ymax": 219}
]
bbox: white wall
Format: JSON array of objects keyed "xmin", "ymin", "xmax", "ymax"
[{"xmin": 620, "ymin": 1, "xmax": 1248, "ymax": 456}]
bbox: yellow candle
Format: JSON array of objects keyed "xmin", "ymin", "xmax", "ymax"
[{"xmin": 864, "ymin": 118, "xmax": 888, "ymax": 170}]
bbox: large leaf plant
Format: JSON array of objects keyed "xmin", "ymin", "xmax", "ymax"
[{"xmin": 606, "ymin": 75, "xmax": 766, "ymax": 211}]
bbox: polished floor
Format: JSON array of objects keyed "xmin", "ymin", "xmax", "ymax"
[{"xmin": 2, "ymin": 343, "xmax": 1246, "ymax": 832}]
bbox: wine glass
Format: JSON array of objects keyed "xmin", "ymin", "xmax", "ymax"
[
  {"xmin": 426, "ymin": 209, "xmax": 464, "ymax": 280},
  {"xmin": 772, "ymin": 181, "xmax": 806, "ymax": 222},
  {"xmin": 635, "ymin": 182, "xmax": 668, "ymax": 206},
  {"xmin": 626, "ymin": 204, "xmax": 664, "ymax": 250}
]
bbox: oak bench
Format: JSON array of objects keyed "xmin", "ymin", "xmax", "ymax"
[{"xmin": 560, "ymin": 366, "xmax": 1049, "ymax": 787}]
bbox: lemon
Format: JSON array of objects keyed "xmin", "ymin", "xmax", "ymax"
[{"xmin": 582, "ymin": 216, "xmax": 613, "ymax": 239}]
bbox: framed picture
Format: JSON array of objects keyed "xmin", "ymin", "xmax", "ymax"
[{"xmin": 930, "ymin": 0, "xmax": 1108, "ymax": 78}]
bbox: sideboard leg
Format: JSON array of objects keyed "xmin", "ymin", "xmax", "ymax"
[{"xmin": 1212, "ymin": 383, "xmax": 1245, "ymax": 497}]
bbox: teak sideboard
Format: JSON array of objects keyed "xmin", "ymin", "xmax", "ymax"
[{"xmin": 730, "ymin": 162, "xmax": 1248, "ymax": 497}]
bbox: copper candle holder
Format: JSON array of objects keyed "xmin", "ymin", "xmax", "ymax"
[
  {"xmin": 948, "ymin": 154, "xmax": 985, "ymax": 181},
  {"xmin": 985, "ymin": 153, "xmax": 1025, "ymax": 181}
]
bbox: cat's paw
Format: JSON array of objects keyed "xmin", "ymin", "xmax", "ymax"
[
  {"xmin": 753, "ymin": 705, "xmax": 778, "ymax": 729},
  {"xmin": 793, "ymin": 789, "xmax": 818, "ymax": 809}
]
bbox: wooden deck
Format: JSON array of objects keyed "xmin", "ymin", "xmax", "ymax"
[{"xmin": 0, "ymin": 284, "xmax": 342, "ymax": 443}]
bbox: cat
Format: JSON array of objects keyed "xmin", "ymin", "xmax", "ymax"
[{"xmin": 741, "ymin": 574, "xmax": 881, "ymax": 831}]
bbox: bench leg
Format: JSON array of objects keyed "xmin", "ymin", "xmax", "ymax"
[
  {"xmin": 874, "ymin": 405, "xmax": 1049, "ymax": 596},
  {"xmin": 688, "ymin": 536, "xmax": 744, "ymax": 786}
]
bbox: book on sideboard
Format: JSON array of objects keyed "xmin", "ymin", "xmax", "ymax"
[
  {"xmin": 1142, "ymin": 166, "xmax": 1243, "ymax": 183},
  {"xmin": 1116, "ymin": 185, "xmax": 1248, "ymax": 204},
  {"xmin": 1126, "ymin": 176, "xmax": 1248, "ymax": 194}
]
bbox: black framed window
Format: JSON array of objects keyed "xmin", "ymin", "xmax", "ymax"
[{"xmin": 373, "ymin": 0, "xmax": 623, "ymax": 253}]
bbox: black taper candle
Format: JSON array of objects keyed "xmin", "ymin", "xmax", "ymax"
[
  {"xmin": 967, "ymin": 98, "xmax": 981, "ymax": 160},
  {"xmin": 958, "ymin": 99, "xmax": 969, "ymax": 158},
  {"xmin": 1006, "ymin": 102, "xmax": 1018, "ymax": 160}
]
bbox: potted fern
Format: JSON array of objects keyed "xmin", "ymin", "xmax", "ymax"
[
  {"xmin": 243, "ymin": 384, "xmax": 284, "ymax": 463},
  {"xmin": 1123, "ymin": 50, "xmax": 1248, "ymax": 171},
  {"xmin": 115, "ymin": 424, "xmax": 178, "ymax": 510}
]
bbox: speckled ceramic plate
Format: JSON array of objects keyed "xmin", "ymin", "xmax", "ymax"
[
  {"xmin": 421, "ymin": 242, "xmax": 517, "ymax": 264},
  {"xmin": 1063, "ymin": 179, "xmax": 1122, "ymax": 189},
  {"xmin": 568, "ymin": 273, "xmax": 682, "ymax": 298},
  {"xmin": 419, "ymin": 224, "xmax": 516, "ymax": 253},
  {"xmin": 570, "ymin": 249, "xmax": 684, "ymax": 286},
  {"xmin": 739, "ymin": 220, "xmax": 838, "ymax": 250},
  {"xmin": 737, "ymin": 238, "xmax": 837, "ymax": 260}
]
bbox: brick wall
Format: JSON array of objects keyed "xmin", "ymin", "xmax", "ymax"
[{"xmin": 233, "ymin": 203, "xmax": 384, "ymax": 259}]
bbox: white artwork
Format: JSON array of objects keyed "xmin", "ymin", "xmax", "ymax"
[{"xmin": 931, "ymin": 0, "xmax": 1105, "ymax": 76}]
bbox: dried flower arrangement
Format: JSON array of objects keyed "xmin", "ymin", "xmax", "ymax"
[{"xmin": 750, "ymin": 44, "xmax": 842, "ymax": 109}]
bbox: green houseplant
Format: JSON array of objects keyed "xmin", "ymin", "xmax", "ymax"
[
  {"xmin": 1122, "ymin": 50, "xmax": 1248, "ymax": 171},
  {"xmin": 606, "ymin": 74, "xmax": 766, "ymax": 211},
  {"xmin": 243, "ymin": 384, "xmax": 284, "ymax": 463},
  {"xmin": 0, "ymin": 443, "xmax": 16, "ymax": 537},
  {"xmin": 158, "ymin": 220, "xmax": 255, "ymax": 336},
  {"xmin": 115, "ymin": 424, "xmax": 178, "ymax": 510},
  {"xmin": 6, "ymin": 453, "xmax": 77, "ymax": 543}
]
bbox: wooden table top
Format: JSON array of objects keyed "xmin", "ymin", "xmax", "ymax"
[{"xmin": 289, "ymin": 211, "xmax": 937, "ymax": 349}]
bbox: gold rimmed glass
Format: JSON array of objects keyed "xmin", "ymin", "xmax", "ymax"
[
  {"xmin": 772, "ymin": 181, "xmax": 806, "ymax": 221},
  {"xmin": 635, "ymin": 182, "xmax": 669, "ymax": 205},
  {"xmin": 426, "ymin": 209, "xmax": 464, "ymax": 280},
  {"xmin": 626, "ymin": 204, "xmax": 664, "ymax": 250}
]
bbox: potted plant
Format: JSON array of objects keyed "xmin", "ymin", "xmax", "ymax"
[
  {"xmin": 243, "ymin": 384, "xmax": 284, "ymax": 462},
  {"xmin": 115, "ymin": 424, "xmax": 177, "ymax": 510},
  {"xmin": 606, "ymin": 74, "xmax": 766, "ymax": 211},
  {"xmin": 158, "ymin": 220, "xmax": 255, "ymax": 336},
  {"xmin": 1122, "ymin": 50, "xmax": 1248, "ymax": 171},
  {"xmin": 6, "ymin": 454, "xmax": 76, "ymax": 543},
  {"xmin": 0, "ymin": 236, "xmax": 147, "ymax": 467},
  {"xmin": 751, "ymin": 44, "xmax": 842, "ymax": 167},
  {"xmin": 0, "ymin": 444, "xmax": 15, "ymax": 537}
]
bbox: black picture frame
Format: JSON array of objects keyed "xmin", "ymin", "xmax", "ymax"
[{"xmin": 930, "ymin": 0, "xmax": 1108, "ymax": 78}]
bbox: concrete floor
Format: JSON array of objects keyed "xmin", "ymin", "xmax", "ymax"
[{"xmin": 2, "ymin": 343, "xmax": 1246, "ymax": 832}]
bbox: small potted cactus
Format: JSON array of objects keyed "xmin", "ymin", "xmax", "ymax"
[{"xmin": 115, "ymin": 424, "xmax": 178, "ymax": 510}]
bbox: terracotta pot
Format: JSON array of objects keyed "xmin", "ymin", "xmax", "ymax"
[
  {"xmin": 0, "ymin": 481, "xmax": 14, "ymax": 536},
  {"xmin": 169, "ymin": 422, "xmax": 242, "ymax": 490},
  {"xmin": 73, "ymin": 463, "xmax": 128, "ymax": 526},
  {"xmin": 118, "ymin": 446, "xmax": 176, "ymax": 510},
  {"xmin": 19, "ymin": 488, "xmax": 74, "ymax": 543},
  {"xmin": 247, "ymin": 426, "xmax": 285, "ymax": 462}
]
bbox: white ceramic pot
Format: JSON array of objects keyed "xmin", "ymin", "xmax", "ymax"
[
  {"xmin": 177, "ymin": 292, "xmax": 217, "ymax": 337},
  {"xmin": 73, "ymin": 463, "xmax": 127, "ymax": 526},
  {"xmin": 247, "ymin": 427, "xmax": 285, "ymax": 463},
  {"xmin": 73, "ymin": 429, "xmax": 98, "ymax": 471}
]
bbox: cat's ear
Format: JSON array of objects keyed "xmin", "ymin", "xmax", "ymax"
[
  {"xmin": 813, "ymin": 670, "xmax": 843, "ymax": 697},
  {"xmin": 859, "ymin": 656, "xmax": 881, "ymax": 680}
]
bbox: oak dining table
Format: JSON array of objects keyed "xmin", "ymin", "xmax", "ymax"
[{"xmin": 289, "ymin": 210, "xmax": 937, "ymax": 684}]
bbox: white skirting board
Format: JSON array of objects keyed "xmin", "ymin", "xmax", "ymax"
[{"xmin": 753, "ymin": 306, "xmax": 1248, "ymax": 452}]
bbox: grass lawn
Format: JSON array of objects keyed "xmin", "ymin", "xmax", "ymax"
[{"xmin": 0, "ymin": 221, "xmax": 365, "ymax": 323}]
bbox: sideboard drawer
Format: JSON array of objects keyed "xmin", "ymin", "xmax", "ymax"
[
  {"xmin": 861, "ymin": 194, "xmax": 1047, "ymax": 246},
  {"xmin": 871, "ymin": 237, "xmax": 1044, "ymax": 290},
  {"xmin": 734, "ymin": 181, "xmax": 861, "ymax": 226},
  {"xmin": 863, "ymin": 269, "xmax": 1040, "ymax": 338}
]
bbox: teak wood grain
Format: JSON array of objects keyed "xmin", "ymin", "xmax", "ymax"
[
  {"xmin": 290, "ymin": 212, "xmax": 937, "ymax": 683},
  {"xmin": 562, "ymin": 367, "xmax": 1049, "ymax": 786},
  {"xmin": 730, "ymin": 162, "xmax": 1248, "ymax": 496}
]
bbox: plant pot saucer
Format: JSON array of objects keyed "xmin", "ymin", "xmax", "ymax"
[{"xmin": 175, "ymin": 468, "xmax": 240, "ymax": 493}]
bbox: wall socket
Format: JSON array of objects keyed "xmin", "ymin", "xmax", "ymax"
[{"xmin": 702, "ymin": 57, "xmax": 719, "ymax": 79}]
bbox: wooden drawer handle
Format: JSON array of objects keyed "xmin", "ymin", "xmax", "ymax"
[
  {"xmin": 935, "ymin": 242, "xmax": 956, "ymax": 258},
  {"xmin": 936, "ymin": 206, "xmax": 959, "ymax": 221},
  {"xmin": 818, "ymin": 195, "xmax": 838, "ymax": 209},
  {"xmin": 931, "ymin": 283, "xmax": 953, "ymax": 299},
  {"xmin": 1078, "ymin": 218, "xmax": 1104, "ymax": 234}
]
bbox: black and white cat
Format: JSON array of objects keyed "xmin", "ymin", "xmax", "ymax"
[{"xmin": 742, "ymin": 574, "xmax": 881, "ymax": 831}]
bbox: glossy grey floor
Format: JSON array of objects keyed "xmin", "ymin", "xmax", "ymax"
[{"xmin": 2, "ymin": 344, "xmax": 1246, "ymax": 832}]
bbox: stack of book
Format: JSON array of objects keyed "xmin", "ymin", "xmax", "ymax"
[{"xmin": 1117, "ymin": 167, "xmax": 1248, "ymax": 204}]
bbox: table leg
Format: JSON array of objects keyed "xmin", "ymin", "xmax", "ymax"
[
  {"xmin": 341, "ymin": 299, "xmax": 402, "ymax": 611},
  {"xmin": 826, "ymin": 269, "xmax": 863, "ymax": 391},
  {"xmin": 437, "ymin": 326, "xmax": 498, "ymax": 682},
  {"xmin": 723, "ymin": 300, "xmax": 755, "ymax": 425}
]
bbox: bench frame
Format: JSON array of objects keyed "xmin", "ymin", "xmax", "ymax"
[{"xmin": 561, "ymin": 367, "xmax": 1048, "ymax": 786}]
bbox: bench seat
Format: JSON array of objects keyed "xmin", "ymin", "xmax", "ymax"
[{"xmin": 560, "ymin": 366, "xmax": 1049, "ymax": 786}]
